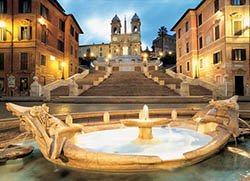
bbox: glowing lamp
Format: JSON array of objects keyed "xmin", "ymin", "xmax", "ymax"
[
  {"xmin": 61, "ymin": 62, "xmax": 66, "ymax": 67},
  {"xmin": 0, "ymin": 21, "xmax": 6, "ymax": 28},
  {"xmin": 38, "ymin": 18, "xmax": 46, "ymax": 26},
  {"xmin": 50, "ymin": 56, "xmax": 55, "ymax": 61}
]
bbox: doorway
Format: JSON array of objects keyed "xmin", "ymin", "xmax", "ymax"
[
  {"xmin": 20, "ymin": 77, "xmax": 29, "ymax": 96},
  {"xmin": 235, "ymin": 76, "xmax": 244, "ymax": 96},
  {"xmin": 0, "ymin": 78, "xmax": 4, "ymax": 96}
]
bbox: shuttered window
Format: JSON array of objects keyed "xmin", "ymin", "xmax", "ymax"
[{"xmin": 232, "ymin": 49, "xmax": 246, "ymax": 61}]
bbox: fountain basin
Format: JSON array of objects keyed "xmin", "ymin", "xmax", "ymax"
[{"xmin": 5, "ymin": 96, "xmax": 239, "ymax": 172}]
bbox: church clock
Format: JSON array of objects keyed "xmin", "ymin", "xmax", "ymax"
[{"xmin": 112, "ymin": 37, "xmax": 118, "ymax": 41}]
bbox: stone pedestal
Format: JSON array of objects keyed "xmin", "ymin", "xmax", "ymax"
[
  {"xmin": 69, "ymin": 78, "xmax": 78, "ymax": 96},
  {"xmin": 143, "ymin": 66, "xmax": 148, "ymax": 73},
  {"xmin": 30, "ymin": 76, "xmax": 41, "ymax": 97},
  {"xmin": 43, "ymin": 88, "xmax": 51, "ymax": 102},
  {"xmin": 180, "ymin": 81, "xmax": 190, "ymax": 96},
  {"xmin": 103, "ymin": 112, "xmax": 110, "ymax": 123}
]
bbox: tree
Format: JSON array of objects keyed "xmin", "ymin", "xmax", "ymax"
[{"xmin": 157, "ymin": 26, "xmax": 168, "ymax": 53}]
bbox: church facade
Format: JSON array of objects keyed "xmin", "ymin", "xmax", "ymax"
[
  {"xmin": 79, "ymin": 13, "xmax": 159, "ymax": 72},
  {"xmin": 110, "ymin": 14, "xmax": 141, "ymax": 59}
]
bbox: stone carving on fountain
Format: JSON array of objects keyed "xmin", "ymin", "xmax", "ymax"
[{"xmin": 5, "ymin": 96, "xmax": 240, "ymax": 171}]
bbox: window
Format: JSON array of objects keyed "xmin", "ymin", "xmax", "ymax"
[
  {"xmin": 179, "ymin": 47, "xmax": 182, "ymax": 57},
  {"xmin": 179, "ymin": 65, "xmax": 182, "ymax": 73},
  {"xmin": 75, "ymin": 32, "xmax": 78, "ymax": 42},
  {"xmin": 200, "ymin": 59, "xmax": 203, "ymax": 69},
  {"xmin": 40, "ymin": 3, "xmax": 49, "ymax": 20},
  {"xmin": 100, "ymin": 52, "xmax": 102, "ymax": 57},
  {"xmin": 199, "ymin": 14, "xmax": 202, "ymax": 26},
  {"xmin": 58, "ymin": 40, "xmax": 64, "ymax": 52},
  {"xmin": 19, "ymin": 0, "xmax": 31, "ymax": 13},
  {"xmin": 0, "ymin": 28, "xmax": 6, "ymax": 41},
  {"xmin": 186, "ymin": 22, "xmax": 189, "ymax": 32},
  {"xmin": 215, "ymin": 25, "xmax": 220, "ymax": 40},
  {"xmin": 234, "ymin": 21, "xmax": 242, "ymax": 35},
  {"xmin": 59, "ymin": 19, "xmax": 65, "ymax": 32},
  {"xmin": 232, "ymin": 49, "xmax": 246, "ymax": 61},
  {"xmin": 71, "ymin": 44, "xmax": 73, "ymax": 55},
  {"xmin": 214, "ymin": 0, "xmax": 219, "ymax": 13},
  {"xmin": 41, "ymin": 26, "xmax": 47, "ymax": 44},
  {"xmin": 70, "ymin": 64, "xmax": 73, "ymax": 72},
  {"xmin": 21, "ymin": 53, "xmax": 28, "ymax": 70},
  {"xmin": 70, "ymin": 25, "xmax": 74, "ymax": 36},
  {"xmin": 20, "ymin": 26, "xmax": 32, "ymax": 40},
  {"xmin": 0, "ymin": 53, "xmax": 4, "ymax": 70},
  {"xmin": 75, "ymin": 50, "xmax": 77, "ymax": 58},
  {"xmin": 178, "ymin": 28, "xmax": 181, "ymax": 39},
  {"xmin": 187, "ymin": 62, "xmax": 190, "ymax": 72},
  {"xmin": 213, "ymin": 51, "xmax": 222, "ymax": 64},
  {"xmin": 199, "ymin": 36, "xmax": 203, "ymax": 49},
  {"xmin": 41, "ymin": 55, "xmax": 46, "ymax": 66},
  {"xmin": 0, "ymin": 0, "xmax": 7, "ymax": 14},
  {"xmin": 231, "ymin": 0, "xmax": 245, "ymax": 5},
  {"xmin": 186, "ymin": 42, "xmax": 190, "ymax": 53}
]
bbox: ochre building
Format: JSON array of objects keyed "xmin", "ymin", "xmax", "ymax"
[
  {"xmin": 172, "ymin": 0, "xmax": 250, "ymax": 96},
  {"xmin": 0, "ymin": 0, "xmax": 83, "ymax": 96}
]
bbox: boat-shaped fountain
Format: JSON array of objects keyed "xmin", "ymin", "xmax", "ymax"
[{"xmin": 6, "ymin": 96, "xmax": 240, "ymax": 171}]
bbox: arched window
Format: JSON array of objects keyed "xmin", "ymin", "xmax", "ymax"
[
  {"xmin": 113, "ymin": 27, "xmax": 118, "ymax": 34},
  {"xmin": 133, "ymin": 26, "xmax": 138, "ymax": 32}
]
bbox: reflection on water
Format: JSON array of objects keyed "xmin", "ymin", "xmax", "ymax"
[{"xmin": 0, "ymin": 138, "xmax": 250, "ymax": 181}]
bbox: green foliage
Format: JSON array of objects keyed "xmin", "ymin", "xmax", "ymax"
[{"xmin": 160, "ymin": 53, "xmax": 176, "ymax": 67}]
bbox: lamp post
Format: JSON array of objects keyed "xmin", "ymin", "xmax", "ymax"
[
  {"xmin": 61, "ymin": 62, "xmax": 65, "ymax": 80},
  {"xmin": 194, "ymin": 61, "xmax": 198, "ymax": 79}
]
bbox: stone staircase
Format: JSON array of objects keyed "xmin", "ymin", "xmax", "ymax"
[
  {"xmin": 147, "ymin": 70, "xmax": 212, "ymax": 97},
  {"xmin": 76, "ymin": 70, "xmax": 106, "ymax": 88},
  {"xmin": 80, "ymin": 72, "xmax": 179, "ymax": 96}
]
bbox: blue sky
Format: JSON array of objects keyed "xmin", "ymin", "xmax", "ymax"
[{"xmin": 58, "ymin": 0, "xmax": 200, "ymax": 50}]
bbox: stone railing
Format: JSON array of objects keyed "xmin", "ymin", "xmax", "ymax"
[
  {"xmin": 42, "ymin": 70, "xmax": 89, "ymax": 101},
  {"xmin": 165, "ymin": 69, "xmax": 218, "ymax": 97}
]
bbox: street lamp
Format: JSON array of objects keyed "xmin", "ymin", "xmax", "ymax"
[
  {"xmin": 193, "ymin": 61, "xmax": 198, "ymax": 79},
  {"xmin": 0, "ymin": 21, "xmax": 6, "ymax": 28},
  {"xmin": 61, "ymin": 62, "xmax": 65, "ymax": 80},
  {"xmin": 159, "ymin": 52, "xmax": 163, "ymax": 57},
  {"xmin": 90, "ymin": 52, "xmax": 94, "ymax": 57}
]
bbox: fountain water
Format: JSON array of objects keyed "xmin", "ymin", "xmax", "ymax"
[{"xmin": 5, "ymin": 96, "xmax": 240, "ymax": 171}]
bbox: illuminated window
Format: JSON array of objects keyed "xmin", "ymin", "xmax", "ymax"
[
  {"xmin": 200, "ymin": 59, "xmax": 203, "ymax": 69},
  {"xmin": 0, "ymin": 28, "xmax": 6, "ymax": 41},
  {"xmin": 231, "ymin": 0, "xmax": 245, "ymax": 5},
  {"xmin": 0, "ymin": 0, "xmax": 7, "ymax": 14},
  {"xmin": 20, "ymin": 26, "xmax": 32, "ymax": 40},
  {"xmin": 234, "ymin": 20, "xmax": 242, "ymax": 35},
  {"xmin": 232, "ymin": 49, "xmax": 246, "ymax": 61}
]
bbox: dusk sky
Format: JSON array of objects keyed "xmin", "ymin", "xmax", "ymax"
[{"xmin": 58, "ymin": 0, "xmax": 200, "ymax": 50}]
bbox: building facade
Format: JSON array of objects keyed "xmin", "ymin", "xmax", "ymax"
[
  {"xmin": 79, "ymin": 43, "xmax": 110, "ymax": 60},
  {"xmin": 110, "ymin": 14, "xmax": 141, "ymax": 58},
  {"xmin": 152, "ymin": 34, "xmax": 176, "ymax": 57},
  {"xmin": 171, "ymin": 0, "xmax": 250, "ymax": 96},
  {"xmin": 0, "ymin": 0, "xmax": 83, "ymax": 96}
]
